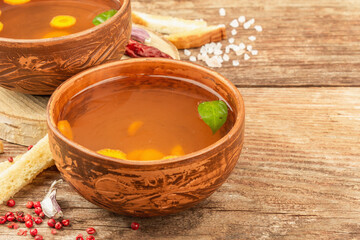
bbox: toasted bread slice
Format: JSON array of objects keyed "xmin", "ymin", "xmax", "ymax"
[
  {"xmin": 0, "ymin": 135, "xmax": 54, "ymax": 204},
  {"xmin": 0, "ymin": 140, "xmax": 3, "ymax": 154},
  {"xmin": 165, "ymin": 25, "xmax": 227, "ymax": 49},
  {"xmin": 132, "ymin": 11, "xmax": 207, "ymax": 35},
  {"xmin": 0, "ymin": 154, "xmax": 22, "ymax": 173}
]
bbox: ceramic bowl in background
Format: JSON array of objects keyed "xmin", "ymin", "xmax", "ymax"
[{"xmin": 0, "ymin": 0, "xmax": 131, "ymax": 95}]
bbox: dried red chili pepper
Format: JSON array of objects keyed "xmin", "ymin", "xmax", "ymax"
[{"xmin": 125, "ymin": 39, "xmax": 172, "ymax": 59}]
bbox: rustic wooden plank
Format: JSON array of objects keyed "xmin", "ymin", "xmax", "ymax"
[
  {"xmin": 132, "ymin": 0, "xmax": 360, "ymax": 87},
  {"xmin": 0, "ymin": 87, "xmax": 359, "ymax": 239}
]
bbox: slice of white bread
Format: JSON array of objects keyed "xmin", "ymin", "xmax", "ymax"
[
  {"xmin": 165, "ymin": 25, "xmax": 227, "ymax": 49},
  {"xmin": 0, "ymin": 135, "xmax": 54, "ymax": 204},
  {"xmin": 0, "ymin": 154, "xmax": 22, "ymax": 173},
  {"xmin": 132, "ymin": 11, "xmax": 207, "ymax": 35}
]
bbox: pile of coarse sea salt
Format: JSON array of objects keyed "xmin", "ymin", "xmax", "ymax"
[{"xmin": 184, "ymin": 8, "xmax": 262, "ymax": 68}]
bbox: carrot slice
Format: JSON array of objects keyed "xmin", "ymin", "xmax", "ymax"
[
  {"xmin": 97, "ymin": 149, "xmax": 127, "ymax": 160},
  {"xmin": 4, "ymin": 0, "xmax": 30, "ymax": 5},
  {"xmin": 127, "ymin": 149, "xmax": 164, "ymax": 161},
  {"xmin": 57, "ymin": 120, "xmax": 73, "ymax": 140},
  {"xmin": 50, "ymin": 15, "xmax": 76, "ymax": 29},
  {"xmin": 162, "ymin": 155, "xmax": 178, "ymax": 160},
  {"xmin": 0, "ymin": 22, "xmax": 3, "ymax": 33},
  {"xmin": 127, "ymin": 121, "xmax": 144, "ymax": 136},
  {"xmin": 42, "ymin": 30, "xmax": 70, "ymax": 39}
]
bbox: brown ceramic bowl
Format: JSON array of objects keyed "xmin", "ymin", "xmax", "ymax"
[
  {"xmin": 47, "ymin": 58, "xmax": 245, "ymax": 217},
  {"xmin": 0, "ymin": 0, "xmax": 131, "ymax": 95}
]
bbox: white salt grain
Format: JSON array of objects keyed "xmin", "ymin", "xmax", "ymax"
[
  {"xmin": 189, "ymin": 56, "xmax": 197, "ymax": 62},
  {"xmin": 228, "ymin": 44, "xmax": 239, "ymax": 51},
  {"xmin": 244, "ymin": 53, "xmax": 250, "ymax": 60},
  {"xmin": 235, "ymin": 49, "xmax": 245, "ymax": 56},
  {"xmin": 232, "ymin": 60, "xmax": 240, "ymax": 66},
  {"xmin": 219, "ymin": 8, "xmax": 226, "ymax": 16},
  {"xmin": 243, "ymin": 18, "xmax": 255, "ymax": 29},
  {"xmin": 230, "ymin": 19, "xmax": 239, "ymax": 28},
  {"xmin": 228, "ymin": 38, "xmax": 235, "ymax": 44},
  {"xmin": 223, "ymin": 54, "xmax": 230, "ymax": 61},
  {"xmin": 184, "ymin": 49, "xmax": 191, "ymax": 56},
  {"xmin": 238, "ymin": 16, "xmax": 246, "ymax": 23},
  {"xmin": 254, "ymin": 25, "xmax": 263, "ymax": 32},
  {"xmin": 206, "ymin": 56, "xmax": 222, "ymax": 68},
  {"xmin": 225, "ymin": 46, "xmax": 230, "ymax": 54},
  {"xmin": 239, "ymin": 42, "xmax": 246, "ymax": 49},
  {"xmin": 248, "ymin": 36, "xmax": 256, "ymax": 41},
  {"xmin": 246, "ymin": 45, "xmax": 253, "ymax": 51},
  {"xmin": 214, "ymin": 49, "xmax": 223, "ymax": 56},
  {"xmin": 251, "ymin": 50, "xmax": 258, "ymax": 55},
  {"xmin": 231, "ymin": 29, "xmax": 237, "ymax": 36},
  {"xmin": 208, "ymin": 47, "xmax": 214, "ymax": 54}
]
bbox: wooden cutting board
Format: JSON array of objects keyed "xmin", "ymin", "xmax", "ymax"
[{"xmin": 0, "ymin": 27, "xmax": 180, "ymax": 146}]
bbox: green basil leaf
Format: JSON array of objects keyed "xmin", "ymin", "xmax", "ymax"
[
  {"xmin": 92, "ymin": 9, "xmax": 118, "ymax": 26},
  {"xmin": 198, "ymin": 100, "xmax": 228, "ymax": 134}
]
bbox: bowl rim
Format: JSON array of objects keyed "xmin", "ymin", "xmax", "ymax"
[
  {"xmin": 0, "ymin": 0, "xmax": 129, "ymax": 44},
  {"xmin": 47, "ymin": 58, "xmax": 245, "ymax": 166}
]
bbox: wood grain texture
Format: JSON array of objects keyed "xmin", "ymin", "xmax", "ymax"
[
  {"xmin": 132, "ymin": 0, "xmax": 360, "ymax": 87},
  {"xmin": 0, "ymin": 28, "xmax": 180, "ymax": 146},
  {"xmin": 1, "ymin": 87, "xmax": 360, "ymax": 239},
  {"xmin": 0, "ymin": 87, "xmax": 48, "ymax": 146}
]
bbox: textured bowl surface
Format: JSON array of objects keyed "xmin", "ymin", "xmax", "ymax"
[
  {"xmin": 0, "ymin": 0, "xmax": 131, "ymax": 95},
  {"xmin": 47, "ymin": 58, "xmax": 245, "ymax": 217}
]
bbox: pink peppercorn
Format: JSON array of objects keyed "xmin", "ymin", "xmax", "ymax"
[
  {"xmin": 34, "ymin": 207, "xmax": 42, "ymax": 215},
  {"xmin": 30, "ymin": 228, "xmax": 38, "ymax": 237},
  {"xmin": 6, "ymin": 199, "xmax": 15, "ymax": 207},
  {"xmin": 55, "ymin": 222, "xmax": 62, "ymax": 230},
  {"xmin": 61, "ymin": 219, "xmax": 70, "ymax": 226},
  {"xmin": 34, "ymin": 217, "xmax": 43, "ymax": 224},
  {"xmin": 26, "ymin": 201, "xmax": 34, "ymax": 209},
  {"xmin": 34, "ymin": 201, "xmax": 41, "ymax": 208},
  {"xmin": 34, "ymin": 235, "xmax": 43, "ymax": 240},
  {"xmin": 47, "ymin": 218, "xmax": 56, "ymax": 228}
]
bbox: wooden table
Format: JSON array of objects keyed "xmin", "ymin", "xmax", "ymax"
[{"xmin": 1, "ymin": 0, "xmax": 360, "ymax": 239}]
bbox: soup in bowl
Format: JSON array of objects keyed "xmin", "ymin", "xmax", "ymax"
[
  {"xmin": 0, "ymin": 0, "xmax": 131, "ymax": 94},
  {"xmin": 47, "ymin": 58, "xmax": 245, "ymax": 217}
]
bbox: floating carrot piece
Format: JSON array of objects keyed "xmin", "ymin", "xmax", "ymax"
[
  {"xmin": 4, "ymin": 0, "xmax": 30, "ymax": 5},
  {"xmin": 171, "ymin": 145, "xmax": 185, "ymax": 156},
  {"xmin": 97, "ymin": 149, "xmax": 127, "ymax": 160},
  {"xmin": 0, "ymin": 22, "xmax": 3, "ymax": 33},
  {"xmin": 50, "ymin": 15, "xmax": 76, "ymax": 29},
  {"xmin": 127, "ymin": 149, "xmax": 164, "ymax": 161},
  {"xmin": 57, "ymin": 120, "xmax": 73, "ymax": 140},
  {"xmin": 162, "ymin": 155, "xmax": 178, "ymax": 160},
  {"xmin": 127, "ymin": 121, "xmax": 144, "ymax": 136},
  {"xmin": 140, "ymin": 149, "xmax": 164, "ymax": 161},
  {"xmin": 42, "ymin": 30, "xmax": 70, "ymax": 39}
]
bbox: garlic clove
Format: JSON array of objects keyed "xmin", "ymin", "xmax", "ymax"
[
  {"xmin": 131, "ymin": 26, "xmax": 151, "ymax": 43},
  {"xmin": 41, "ymin": 179, "xmax": 64, "ymax": 219}
]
